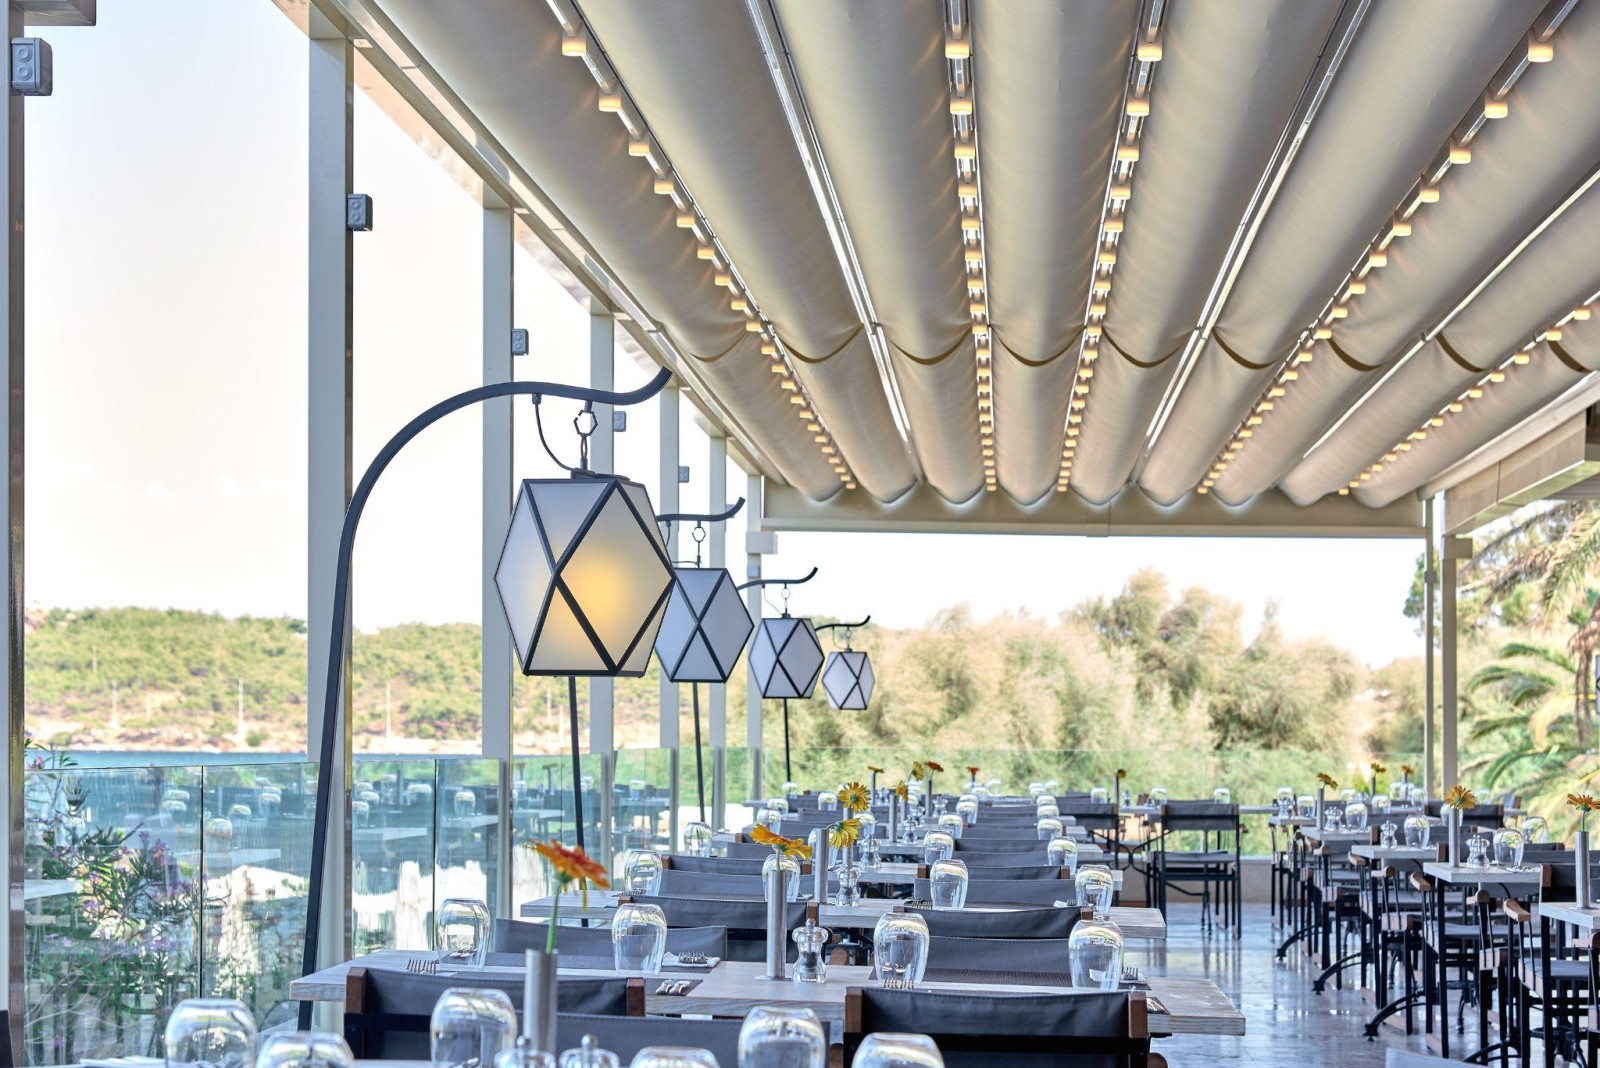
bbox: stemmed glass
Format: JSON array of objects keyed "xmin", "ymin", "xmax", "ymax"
[{"xmin": 164, "ymin": 998, "xmax": 258, "ymax": 1068}]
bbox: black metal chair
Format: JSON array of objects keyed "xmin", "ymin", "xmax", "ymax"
[
  {"xmin": 625, "ymin": 894, "xmax": 808, "ymax": 961},
  {"xmin": 914, "ymin": 875, "xmax": 1076, "ymax": 907},
  {"xmin": 1153, "ymin": 802, "xmax": 1241, "ymax": 937},
  {"xmin": 844, "ymin": 987, "xmax": 1154, "ymax": 1067},
  {"xmin": 491, "ymin": 918, "xmax": 727, "ymax": 963},
  {"xmin": 342, "ymin": 966, "xmax": 642, "ymax": 1059}
]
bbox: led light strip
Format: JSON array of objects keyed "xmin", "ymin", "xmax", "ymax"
[
  {"xmin": 1059, "ymin": 12, "xmax": 1166, "ymax": 493},
  {"xmin": 1341, "ymin": 299, "xmax": 1593, "ymax": 494},
  {"xmin": 1199, "ymin": 24, "xmax": 1566, "ymax": 496},
  {"xmin": 552, "ymin": 0, "xmax": 858, "ymax": 490},
  {"xmin": 942, "ymin": 5, "xmax": 996, "ymax": 492}
]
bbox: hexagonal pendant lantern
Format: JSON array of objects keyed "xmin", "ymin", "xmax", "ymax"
[
  {"xmin": 495, "ymin": 474, "xmax": 674, "ymax": 677},
  {"xmin": 654, "ymin": 566, "xmax": 754, "ymax": 683},
  {"xmin": 750, "ymin": 616, "xmax": 824, "ymax": 699},
  {"xmin": 822, "ymin": 650, "xmax": 874, "ymax": 710}
]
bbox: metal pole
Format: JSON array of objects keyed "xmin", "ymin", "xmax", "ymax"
[
  {"xmin": 1423, "ymin": 497, "xmax": 1436, "ymax": 798},
  {"xmin": 692, "ymin": 683, "xmax": 707, "ymax": 823},
  {"xmin": 482, "ymin": 201, "xmax": 515, "ymax": 915},
  {"xmin": 1442, "ymin": 534, "xmax": 1468, "ymax": 790},
  {"xmin": 589, "ymin": 304, "xmax": 614, "ymax": 860},
  {"xmin": 568, "ymin": 677, "xmax": 586, "ymax": 852},
  {"xmin": 302, "ymin": 11, "xmax": 353, "ymax": 1028},
  {"xmin": 708, "ymin": 436, "xmax": 728, "ymax": 823},
  {"xmin": 1, "ymin": 6, "xmax": 24, "ymax": 1054},
  {"xmin": 746, "ymin": 473, "xmax": 764, "ymax": 799}
]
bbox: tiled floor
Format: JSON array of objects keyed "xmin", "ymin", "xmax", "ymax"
[{"xmin": 1141, "ymin": 903, "xmax": 1486, "ymax": 1065}]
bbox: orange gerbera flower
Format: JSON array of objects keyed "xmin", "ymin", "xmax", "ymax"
[
  {"xmin": 1316, "ymin": 773, "xmax": 1338, "ymax": 790},
  {"xmin": 894, "ymin": 780, "xmax": 910, "ymax": 801},
  {"xmin": 966, "ymin": 765, "xmax": 980, "ymax": 778},
  {"xmin": 748, "ymin": 824, "xmax": 784, "ymax": 846},
  {"xmin": 533, "ymin": 839, "xmax": 610, "ymax": 889},
  {"xmin": 924, "ymin": 760, "xmax": 944, "ymax": 773},
  {"xmin": 751, "ymin": 823, "xmax": 812, "ymax": 859}
]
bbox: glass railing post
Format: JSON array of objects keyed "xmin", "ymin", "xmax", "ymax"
[{"xmin": 669, "ymin": 745, "xmax": 680, "ymax": 851}]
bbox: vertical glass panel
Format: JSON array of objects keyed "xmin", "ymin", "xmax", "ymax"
[
  {"xmin": 611, "ymin": 748, "xmax": 671, "ymax": 877},
  {"xmin": 434, "ymin": 758, "xmax": 500, "ymax": 922},
  {"xmin": 351, "ymin": 757, "xmax": 437, "ymax": 953}
]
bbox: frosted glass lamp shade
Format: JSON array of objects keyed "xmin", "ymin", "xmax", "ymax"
[
  {"xmin": 750, "ymin": 616, "xmax": 824, "ymax": 699},
  {"xmin": 822, "ymin": 651, "xmax": 875, "ymax": 710},
  {"xmin": 495, "ymin": 475, "xmax": 673, "ymax": 676},
  {"xmin": 653, "ymin": 566, "xmax": 753, "ymax": 683}
]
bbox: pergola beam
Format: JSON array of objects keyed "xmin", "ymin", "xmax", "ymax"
[{"xmin": 762, "ymin": 483, "xmax": 1425, "ymax": 538}]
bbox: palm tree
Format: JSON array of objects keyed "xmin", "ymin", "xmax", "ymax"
[{"xmin": 1464, "ymin": 640, "xmax": 1598, "ymax": 810}]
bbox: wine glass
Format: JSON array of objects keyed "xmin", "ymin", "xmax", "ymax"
[
  {"xmin": 257, "ymin": 1032, "xmax": 355, "ymax": 1068},
  {"xmin": 430, "ymin": 988, "xmax": 517, "ymax": 1068},
  {"xmin": 850, "ymin": 1034, "xmax": 944, "ymax": 1068},
  {"xmin": 737, "ymin": 1005, "xmax": 827, "ymax": 1068},
  {"xmin": 436, "ymin": 898, "xmax": 491, "ymax": 968},
  {"xmin": 164, "ymin": 998, "xmax": 258, "ymax": 1068}
]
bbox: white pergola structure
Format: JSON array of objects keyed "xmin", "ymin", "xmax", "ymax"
[{"xmin": 5, "ymin": 0, "xmax": 1600, "ymax": 1042}]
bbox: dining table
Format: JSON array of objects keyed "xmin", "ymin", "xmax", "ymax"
[{"xmin": 292, "ymin": 949, "xmax": 1239, "ymax": 1036}]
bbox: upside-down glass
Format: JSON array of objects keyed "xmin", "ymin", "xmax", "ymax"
[
  {"xmin": 1149, "ymin": 786, "xmax": 1168, "ymax": 805},
  {"xmin": 1036, "ymin": 817, "xmax": 1064, "ymax": 841},
  {"xmin": 937, "ymin": 813, "xmax": 965, "ymax": 839},
  {"xmin": 1089, "ymin": 787, "xmax": 1109, "ymax": 804},
  {"xmin": 1493, "ymin": 828, "xmax": 1525, "ymax": 871},
  {"xmin": 767, "ymin": 796, "xmax": 791, "ymax": 815},
  {"xmin": 683, "ymin": 822, "xmax": 714, "ymax": 858},
  {"xmin": 1036, "ymin": 803, "xmax": 1060, "ymax": 821},
  {"xmin": 627, "ymin": 1049, "xmax": 719, "ymax": 1068},
  {"xmin": 1212, "ymin": 787, "xmax": 1231, "ymax": 805},
  {"xmin": 165, "ymin": 998, "xmax": 258, "ymax": 1068},
  {"xmin": 1344, "ymin": 801, "xmax": 1368, "ymax": 832},
  {"xmin": 928, "ymin": 858, "xmax": 969, "ymax": 908},
  {"xmin": 1371, "ymin": 795, "xmax": 1391, "ymax": 817},
  {"xmin": 436, "ymin": 898, "xmax": 492, "ymax": 968},
  {"xmin": 611, "ymin": 902, "xmax": 668, "ymax": 974},
  {"xmin": 956, "ymin": 799, "xmax": 979, "ymax": 826},
  {"xmin": 851, "ymin": 1035, "xmax": 943, "ymax": 1068},
  {"xmin": 738, "ymin": 1005, "xmax": 827, "ymax": 1068},
  {"xmin": 1075, "ymin": 865, "xmax": 1116, "ymax": 920},
  {"xmin": 1028, "ymin": 782, "xmax": 1045, "ymax": 798},
  {"xmin": 1296, "ymin": 795, "xmax": 1315, "ymax": 818},
  {"xmin": 1044, "ymin": 779, "xmax": 1060, "ymax": 794},
  {"xmin": 622, "ymin": 849, "xmax": 664, "ymax": 895},
  {"xmin": 1340, "ymin": 788, "xmax": 1358, "ymax": 805},
  {"xmin": 1522, "ymin": 815, "xmax": 1550, "ymax": 844},
  {"xmin": 755, "ymin": 807, "xmax": 783, "ymax": 834},
  {"xmin": 818, "ymin": 792, "xmax": 839, "ymax": 812},
  {"xmin": 873, "ymin": 911, "xmax": 930, "ymax": 989},
  {"xmin": 986, "ymin": 779, "xmax": 1004, "ymax": 796},
  {"xmin": 762, "ymin": 852, "xmax": 802, "ymax": 901},
  {"xmin": 1048, "ymin": 835, "xmax": 1080, "ymax": 876},
  {"xmin": 1069, "ymin": 918, "xmax": 1125, "ymax": 991},
  {"xmin": 430, "ymin": 988, "xmax": 517, "ymax": 1068},
  {"xmin": 257, "ymin": 1032, "xmax": 355, "ymax": 1068},
  {"xmin": 1034, "ymin": 794, "xmax": 1056, "ymax": 810},
  {"xmin": 922, "ymin": 831, "xmax": 955, "ymax": 865},
  {"xmin": 1404, "ymin": 815, "xmax": 1431, "ymax": 848}
]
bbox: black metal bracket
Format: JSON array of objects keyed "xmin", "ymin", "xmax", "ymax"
[
  {"xmin": 657, "ymin": 497, "xmax": 746, "ymax": 524},
  {"xmin": 297, "ymin": 366, "xmax": 672, "ymax": 1026},
  {"xmin": 815, "ymin": 615, "xmax": 871, "ymax": 633},
  {"xmin": 737, "ymin": 565, "xmax": 818, "ymax": 592}
]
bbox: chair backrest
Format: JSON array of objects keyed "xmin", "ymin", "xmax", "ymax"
[
  {"xmin": 959, "ymin": 853, "xmax": 1055, "ymax": 870},
  {"xmin": 627, "ymin": 894, "xmax": 808, "ymax": 961},
  {"xmin": 491, "ymin": 918, "xmax": 727, "ymax": 962},
  {"xmin": 1159, "ymin": 801, "xmax": 1240, "ymax": 833},
  {"xmin": 1054, "ymin": 803, "xmax": 1118, "ymax": 831},
  {"xmin": 915, "ymin": 877, "xmax": 1075, "ymax": 907},
  {"xmin": 1423, "ymin": 801, "xmax": 1504, "ymax": 826},
  {"xmin": 343, "ymin": 965, "xmax": 641, "ymax": 1059},
  {"xmin": 724, "ymin": 840, "xmax": 783, "ymax": 859},
  {"xmin": 961, "ymin": 823, "xmax": 1053, "ymax": 839},
  {"xmin": 0, "ymin": 1010, "xmax": 10, "ymax": 1068},
  {"xmin": 904, "ymin": 904, "xmax": 1080, "ymax": 938},
  {"xmin": 656, "ymin": 868, "xmax": 765, "ymax": 897},
  {"xmin": 918, "ymin": 862, "xmax": 1064, "ymax": 881},
  {"xmin": 845, "ymin": 987, "xmax": 1145, "ymax": 1068},
  {"xmin": 662, "ymin": 853, "xmax": 766, "ymax": 875},
  {"xmin": 955, "ymin": 838, "xmax": 1055, "ymax": 854},
  {"xmin": 555, "ymin": 1013, "xmax": 745, "ymax": 1067},
  {"xmin": 926, "ymin": 934, "xmax": 1073, "ymax": 975}
]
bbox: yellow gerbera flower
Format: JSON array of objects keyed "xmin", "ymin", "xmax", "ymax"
[
  {"xmin": 893, "ymin": 780, "xmax": 910, "ymax": 801},
  {"xmin": 867, "ymin": 765, "xmax": 885, "ymax": 775},
  {"xmin": 828, "ymin": 818, "xmax": 862, "ymax": 849},
  {"xmin": 1443, "ymin": 785, "xmax": 1478, "ymax": 810},
  {"xmin": 1401, "ymin": 764, "xmax": 1416, "ymax": 776},
  {"xmin": 1370, "ymin": 762, "xmax": 1386, "ymax": 775},
  {"xmin": 910, "ymin": 761, "xmax": 925, "ymax": 780},
  {"xmin": 839, "ymin": 782, "xmax": 871, "ymax": 813},
  {"xmin": 1316, "ymin": 773, "xmax": 1338, "ymax": 790}
]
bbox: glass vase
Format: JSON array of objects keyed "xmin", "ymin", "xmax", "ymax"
[
  {"xmin": 1068, "ymin": 918, "xmax": 1125, "ymax": 990},
  {"xmin": 928, "ymin": 858, "xmax": 969, "ymax": 908}
]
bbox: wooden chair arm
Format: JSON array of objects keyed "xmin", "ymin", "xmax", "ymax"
[
  {"xmin": 1409, "ymin": 872, "xmax": 1432, "ymax": 894},
  {"xmin": 1503, "ymin": 899, "xmax": 1532, "ymax": 924}
]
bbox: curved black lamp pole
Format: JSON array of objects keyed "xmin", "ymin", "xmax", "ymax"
[
  {"xmin": 655, "ymin": 499, "xmax": 747, "ymax": 825},
  {"xmin": 815, "ymin": 615, "xmax": 871, "ymax": 635},
  {"xmin": 297, "ymin": 367, "xmax": 671, "ymax": 1026}
]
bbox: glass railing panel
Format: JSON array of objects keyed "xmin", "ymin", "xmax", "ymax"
[
  {"xmin": 722, "ymin": 746, "xmax": 752, "ymax": 831},
  {"xmin": 197, "ymin": 763, "xmax": 314, "ymax": 1031},
  {"xmin": 350, "ymin": 757, "xmax": 437, "ymax": 954},
  {"xmin": 677, "ymin": 741, "xmax": 715, "ymax": 842},
  {"xmin": 612, "ymin": 747, "xmax": 672, "ymax": 876},
  {"xmin": 511, "ymin": 752, "xmax": 606, "ymax": 911},
  {"xmin": 434, "ymin": 757, "xmax": 502, "ymax": 930},
  {"xmin": 23, "ymin": 764, "xmax": 203, "ymax": 1065}
]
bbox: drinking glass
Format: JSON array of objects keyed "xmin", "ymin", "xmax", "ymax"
[
  {"xmin": 755, "ymin": 807, "xmax": 784, "ymax": 834},
  {"xmin": 1149, "ymin": 786, "xmax": 1168, "ymax": 805},
  {"xmin": 1047, "ymin": 836, "xmax": 1080, "ymax": 875},
  {"xmin": 1075, "ymin": 865, "xmax": 1116, "ymax": 920},
  {"xmin": 405, "ymin": 782, "xmax": 433, "ymax": 808},
  {"xmin": 622, "ymin": 849, "xmax": 663, "ymax": 895},
  {"xmin": 1068, "ymin": 918, "xmax": 1125, "ymax": 991},
  {"xmin": 164, "ymin": 998, "xmax": 258, "ymax": 1068},
  {"xmin": 850, "ymin": 1034, "xmax": 944, "ymax": 1068},
  {"xmin": 873, "ymin": 912, "xmax": 929, "ymax": 989},
  {"xmin": 227, "ymin": 803, "xmax": 253, "ymax": 823},
  {"xmin": 1212, "ymin": 787, "xmax": 1231, "ymax": 805},
  {"xmin": 627, "ymin": 1050, "xmax": 718, "ymax": 1068},
  {"xmin": 1043, "ymin": 780, "xmax": 1060, "ymax": 795},
  {"xmin": 985, "ymin": 779, "xmax": 1003, "ymax": 796},
  {"xmin": 1522, "ymin": 815, "xmax": 1550, "ymax": 844},
  {"xmin": 257, "ymin": 1032, "xmax": 355, "ymax": 1068},
  {"xmin": 454, "ymin": 789, "xmax": 477, "ymax": 818},
  {"xmin": 1340, "ymin": 788, "xmax": 1358, "ymax": 804},
  {"xmin": 921, "ymin": 831, "xmax": 955, "ymax": 865},
  {"xmin": 738, "ymin": 1006, "xmax": 827, "ymax": 1068},
  {"xmin": 683, "ymin": 822, "xmax": 714, "ymax": 858},
  {"xmin": 430, "ymin": 988, "xmax": 517, "ymax": 1068},
  {"xmin": 1036, "ymin": 803, "xmax": 1060, "ymax": 821},
  {"xmin": 436, "ymin": 898, "xmax": 491, "ymax": 968},
  {"xmin": 1404, "ymin": 815, "xmax": 1431, "ymax": 848},
  {"xmin": 1036, "ymin": 817, "xmax": 1064, "ymax": 841},
  {"xmin": 1344, "ymin": 801, "xmax": 1368, "ymax": 832},
  {"xmin": 1493, "ymin": 828, "xmax": 1525, "ymax": 871},
  {"xmin": 782, "ymin": 782, "xmax": 800, "ymax": 799},
  {"xmin": 762, "ymin": 853, "xmax": 802, "ymax": 901},
  {"xmin": 956, "ymin": 799, "xmax": 978, "ymax": 826},
  {"xmin": 936, "ymin": 813, "xmax": 965, "ymax": 839},
  {"xmin": 611, "ymin": 902, "xmax": 668, "ymax": 974},
  {"xmin": 928, "ymin": 858, "xmax": 969, "ymax": 909},
  {"xmin": 1034, "ymin": 794, "xmax": 1056, "ymax": 810},
  {"xmin": 1028, "ymin": 782, "xmax": 1045, "ymax": 799},
  {"xmin": 818, "ymin": 792, "xmax": 839, "ymax": 812},
  {"xmin": 1089, "ymin": 787, "xmax": 1109, "ymax": 804},
  {"xmin": 1323, "ymin": 808, "xmax": 1343, "ymax": 832},
  {"xmin": 1276, "ymin": 786, "xmax": 1295, "ymax": 809},
  {"xmin": 766, "ymin": 796, "xmax": 790, "ymax": 815},
  {"xmin": 1296, "ymin": 795, "xmax": 1315, "ymax": 818},
  {"xmin": 1371, "ymin": 795, "xmax": 1391, "ymax": 817}
]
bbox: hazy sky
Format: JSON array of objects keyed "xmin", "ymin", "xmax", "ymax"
[{"xmin": 19, "ymin": 0, "xmax": 1424, "ymax": 669}]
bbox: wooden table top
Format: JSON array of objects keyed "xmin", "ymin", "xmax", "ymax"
[
  {"xmin": 519, "ymin": 892, "xmax": 1162, "ymax": 938},
  {"xmin": 291, "ymin": 950, "xmax": 1239, "ymax": 1036},
  {"xmin": 1422, "ymin": 861, "xmax": 1543, "ymax": 888},
  {"xmin": 1533, "ymin": 901, "xmax": 1600, "ymax": 929}
]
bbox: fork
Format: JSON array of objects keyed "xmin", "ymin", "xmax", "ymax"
[{"xmin": 406, "ymin": 956, "xmax": 440, "ymax": 974}]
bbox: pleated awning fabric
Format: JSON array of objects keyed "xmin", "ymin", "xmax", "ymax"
[{"xmin": 368, "ymin": 0, "xmax": 1600, "ymax": 518}]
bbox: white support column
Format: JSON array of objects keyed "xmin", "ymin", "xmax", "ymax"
[
  {"xmin": 745, "ymin": 474, "xmax": 764, "ymax": 800},
  {"xmin": 588, "ymin": 304, "xmax": 614, "ymax": 857},
  {"xmin": 1441, "ymin": 534, "xmax": 1470, "ymax": 790},
  {"xmin": 658, "ymin": 386, "xmax": 680, "ymax": 750},
  {"xmin": 1423, "ymin": 497, "xmax": 1436, "ymax": 798},
  {"xmin": 707, "ymin": 436, "xmax": 728, "ymax": 823},
  {"xmin": 2, "ymin": 5, "xmax": 25, "ymax": 1055},
  {"xmin": 306, "ymin": 10, "xmax": 354, "ymax": 999},
  {"xmin": 481, "ymin": 201, "xmax": 514, "ymax": 917}
]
